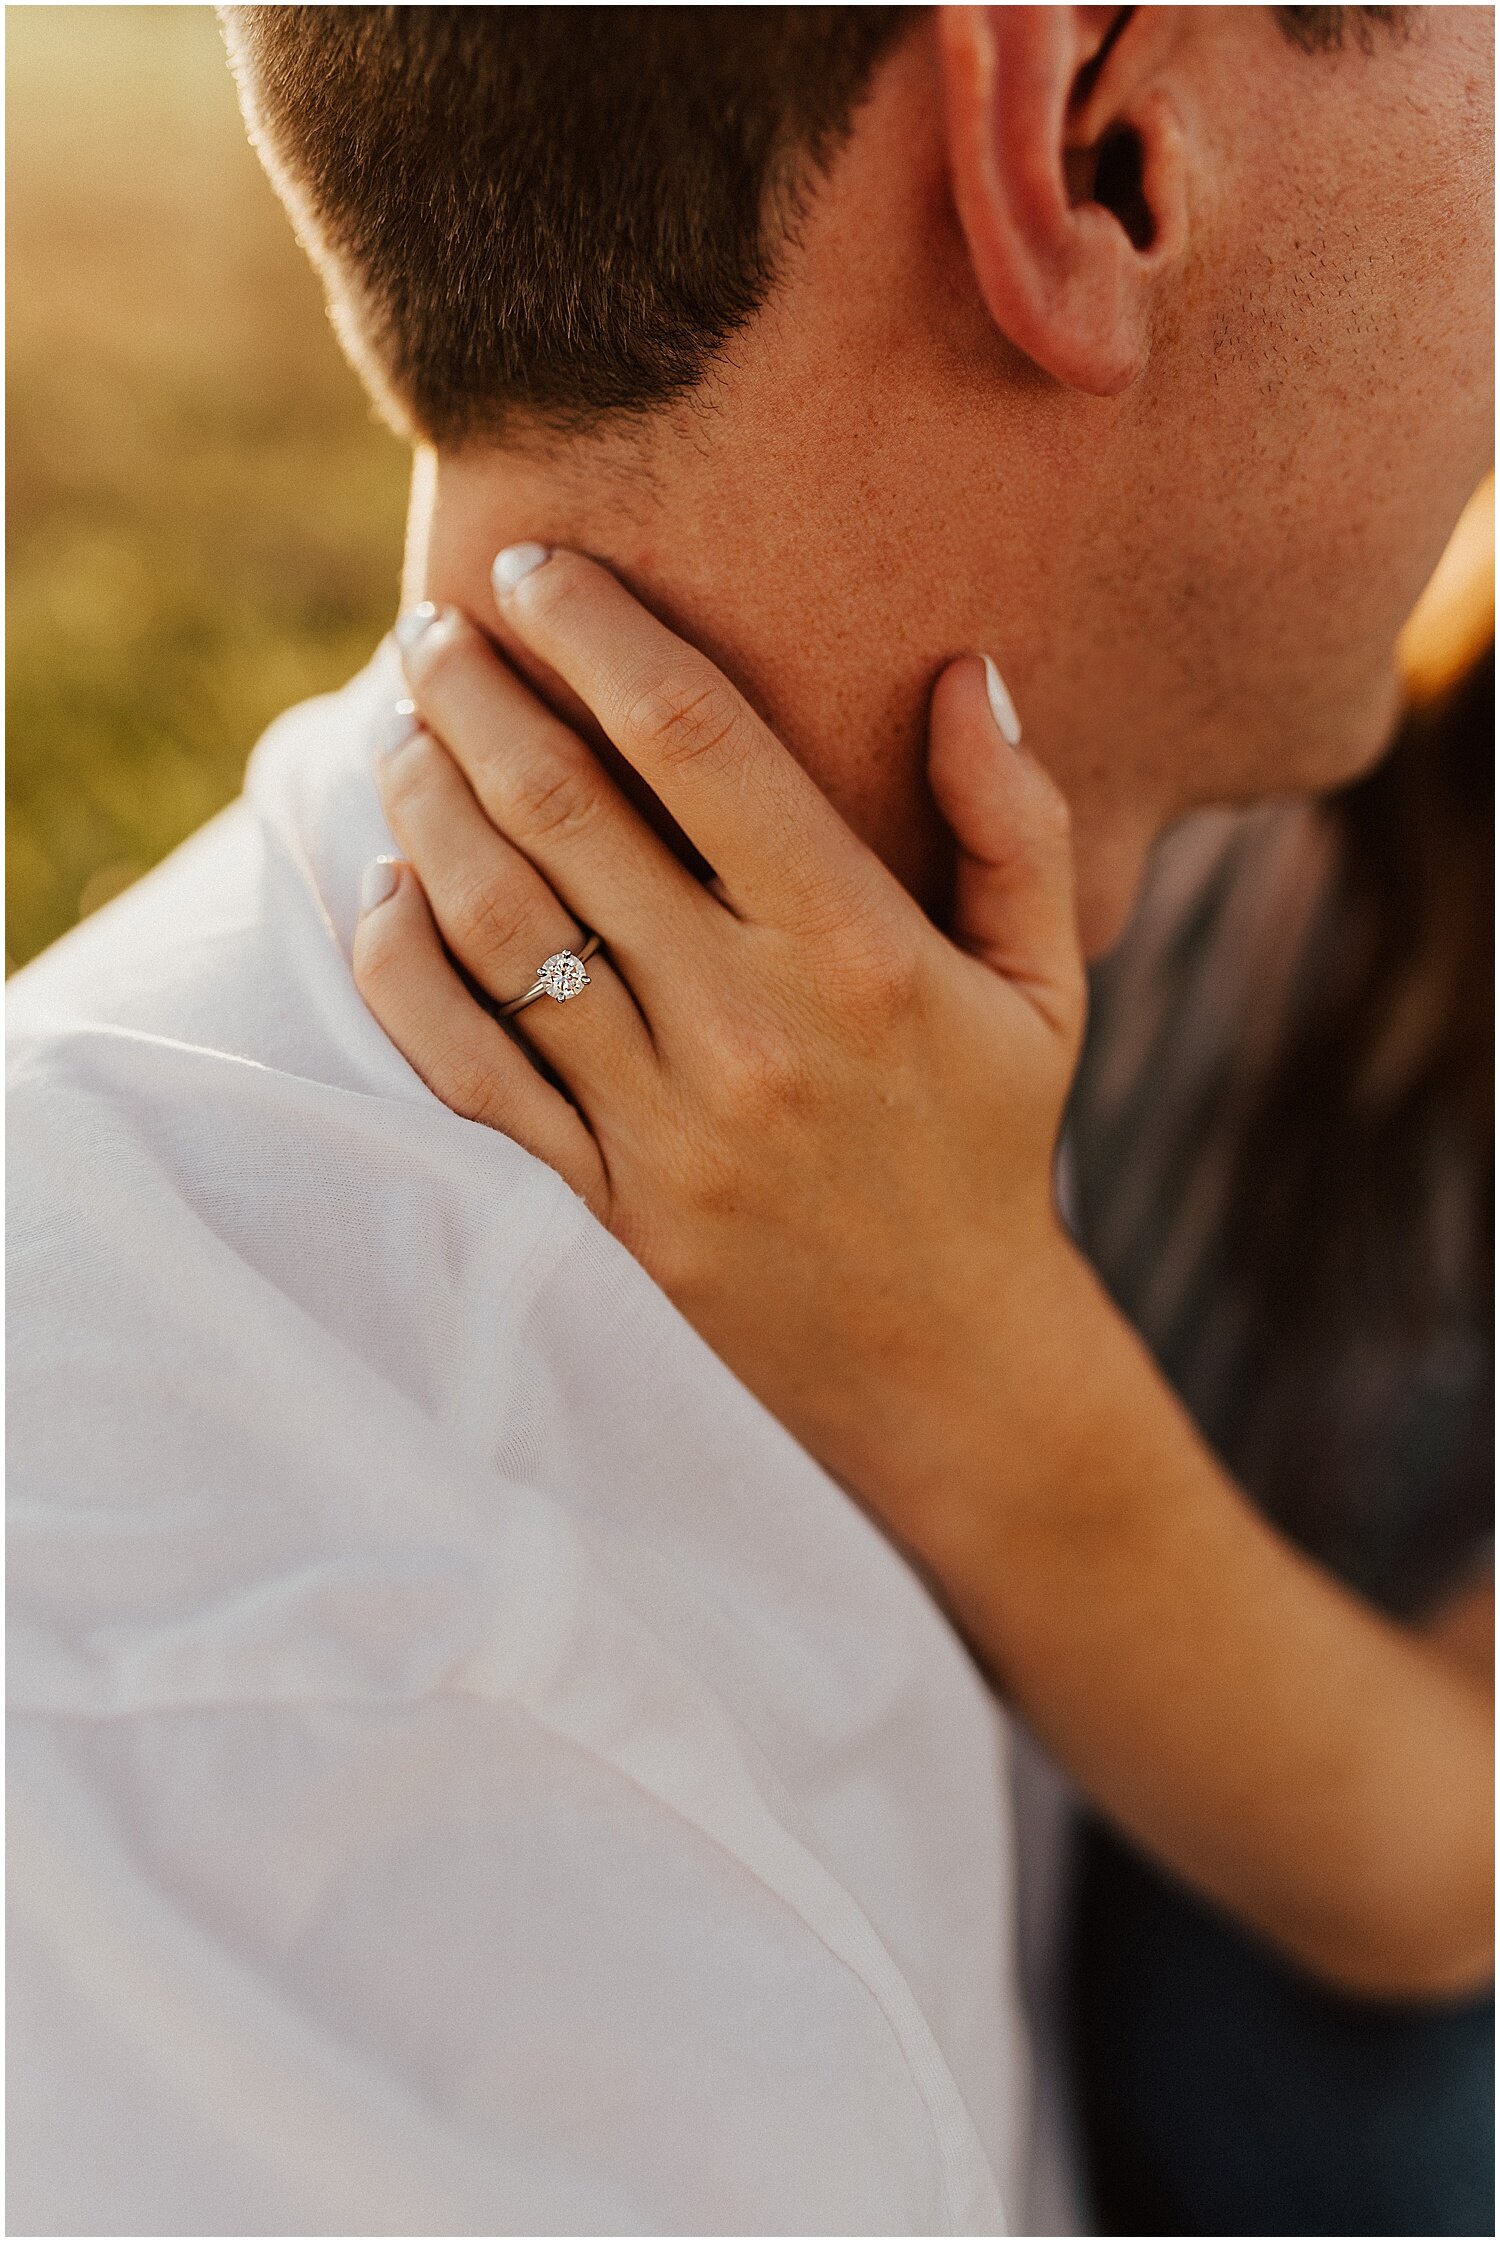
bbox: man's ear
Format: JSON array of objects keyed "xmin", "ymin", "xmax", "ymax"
[{"xmin": 938, "ymin": 6, "xmax": 1190, "ymax": 397}]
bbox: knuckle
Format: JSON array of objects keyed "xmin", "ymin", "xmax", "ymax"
[
  {"xmin": 674, "ymin": 1136, "xmax": 743, "ymax": 1230},
  {"xmin": 712, "ymin": 1013, "xmax": 811, "ymax": 1124},
  {"xmin": 433, "ymin": 1047, "xmax": 504, "ymax": 1130},
  {"xmin": 445, "ymin": 876, "xmax": 530, "ymax": 971},
  {"xmin": 625, "ymin": 665, "xmax": 740, "ymax": 770},
  {"xmin": 507, "ymin": 754, "xmax": 602, "ymax": 849},
  {"xmin": 828, "ymin": 919, "xmax": 922, "ymax": 1031}
]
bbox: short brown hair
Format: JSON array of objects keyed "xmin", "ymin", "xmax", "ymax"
[
  {"xmin": 221, "ymin": 5, "xmax": 913, "ymax": 450},
  {"xmin": 1276, "ymin": 4, "xmax": 1411, "ymax": 53},
  {"xmin": 223, "ymin": 5, "xmax": 1407, "ymax": 450}
]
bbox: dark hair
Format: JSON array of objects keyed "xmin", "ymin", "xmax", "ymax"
[
  {"xmin": 1069, "ymin": 636, "xmax": 1494, "ymax": 1618},
  {"xmin": 221, "ymin": 5, "xmax": 913, "ymax": 449},
  {"xmin": 1276, "ymin": 5, "xmax": 1412, "ymax": 54},
  {"xmin": 223, "ymin": 5, "xmax": 1412, "ymax": 452}
]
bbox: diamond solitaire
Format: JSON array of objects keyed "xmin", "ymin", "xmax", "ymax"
[
  {"xmin": 538, "ymin": 949, "xmax": 591, "ymax": 1002},
  {"xmin": 498, "ymin": 931, "xmax": 603, "ymax": 1017}
]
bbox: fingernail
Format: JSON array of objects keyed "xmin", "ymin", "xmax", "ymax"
[
  {"xmin": 373, "ymin": 698, "xmax": 420, "ymax": 760},
  {"xmin": 493, "ymin": 542, "xmax": 552, "ymax": 596},
  {"xmin": 983, "ymin": 656, "xmax": 1023, "ymax": 750},
  {"xmin": 360, "ymin": 855, "xmax": 403, "ymax": 913},
  {"xmin": 394, "ymin": 601, "xmax": 443, "ymax": 652}
]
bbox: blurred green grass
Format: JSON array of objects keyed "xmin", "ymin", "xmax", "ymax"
[{"xmin": 7, "ymin": 4, "xmax": 409, "ymax": 969}]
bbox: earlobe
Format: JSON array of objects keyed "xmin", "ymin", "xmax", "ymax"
[{"xmin": 938, "ymin": 5, "xmax": 1187, "ymax": 399}]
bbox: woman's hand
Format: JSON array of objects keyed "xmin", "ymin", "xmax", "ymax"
[
  {"xmin": 355, "ymin": 545, "xmax": 1090, "ymax": 1540},
  {"xmin": 354, "ymin": 551, "xmax": 1495, "ymax": 1999}
]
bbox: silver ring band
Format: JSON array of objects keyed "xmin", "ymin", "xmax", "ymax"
[{"xmin": 499, "ymin": 931, "xmax": 602, "ymax": 1017}]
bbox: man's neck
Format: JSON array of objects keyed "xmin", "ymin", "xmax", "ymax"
[
  {"xmin": 391, "ymin": 8, "xmax": 1179, "ymax": 955},
  {"xmin": 403, "ymin": 433, "xmax": 965, "ymax": 917},
  {"xmin": 405, "ymin": 431, "xmax": 1167, "ymax": 956}
]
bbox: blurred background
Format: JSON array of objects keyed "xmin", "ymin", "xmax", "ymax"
[{"xmin": 7, "ymin": 4, "xmax": 408, "ymax": 971}]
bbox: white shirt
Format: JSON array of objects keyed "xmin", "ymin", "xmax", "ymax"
[{"xmin": 8, "ymin": 643, "xmax": 1052, "ymax": 2237}]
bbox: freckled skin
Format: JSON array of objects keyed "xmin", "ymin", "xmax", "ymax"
[{"xmin": 412, "ymin": 8, "xmax": 1493, "ymax": 956}]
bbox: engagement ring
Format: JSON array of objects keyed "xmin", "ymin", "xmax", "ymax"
[{"xmin": 499, "ymin": 932, "xmax": 602, "ymax": 1017}]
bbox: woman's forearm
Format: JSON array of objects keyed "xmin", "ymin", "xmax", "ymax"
[
  {"xmin": 358, "ymin": 564, "xmax": 1492, "ymax": 2001},
  {"xmin": 895, "ymin": 1244, "xmax": 1494, "ymax": 2001}
]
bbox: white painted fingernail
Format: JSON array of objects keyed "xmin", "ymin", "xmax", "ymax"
[
  {"xmin": 394, "ymin": 601, "xmax": 442, "ymax": 652},
  {"xmin": 360, "ymin": 855, "xmax": 403, "ymax": 913},
  {"xmin": 983, "ymin": 656, "xmax": 1023, "ymax": 749},
  {"xmin": 374, "ymin": 698, "xmax": 420, "ymax": 760},
  {"xmin": 492, "ymin": 542, "xmax": 552, "ymax": 596}
]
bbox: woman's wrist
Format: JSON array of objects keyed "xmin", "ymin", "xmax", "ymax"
[
  {"xmin": 836, "ymin": 1214, "xmax": 1131, "ymax": 1576},
  {"xmin": 871, "ymin": 1224, "xmax": 1222, "ymax": 1649}
]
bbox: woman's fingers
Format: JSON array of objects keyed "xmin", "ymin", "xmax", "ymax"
[
  {"xmin": 926, "ymin": 656, "xmax": 1087, "ymax": 1042},
  {"xmin": 375, "ymin": 721, "xmax": 658, "ymax": 1104},
  {"xmin": 490, "ymin": 545, "xmax": 879, "ymax": 927},
  {"xmin": 352, "ymin": 857, "xmax": 608, "ymax": 1213},
  {"xmin": 397, "ymin": 604, "xmax": 717, "ymax": 1009}
]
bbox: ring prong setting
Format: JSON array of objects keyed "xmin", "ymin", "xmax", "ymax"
[
  {"xmin": 498, "ymin": 931, "xmax": 601, "ymax": 1017},
  {"xmin": 538, "ymin": 949, "xmax": 591, "ymax": 1002}
]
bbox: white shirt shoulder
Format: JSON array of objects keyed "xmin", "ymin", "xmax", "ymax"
[{"xmin": 8, "ymin": 649, "xmax": 1031, "ymax": 2235}]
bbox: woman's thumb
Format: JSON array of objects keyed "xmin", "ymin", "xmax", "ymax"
[{"xmin": 926, "ymin": 655, "xmax": 1085, "ymax": 1037}]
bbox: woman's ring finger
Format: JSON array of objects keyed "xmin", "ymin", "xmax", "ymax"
[
  {"xmin": 499, "ymin": 931, "xmax": 604, "ymax": 1017},
  {"xmin": 376, "ymin": 723, "xmax": 654, "ymax": 1094}
]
